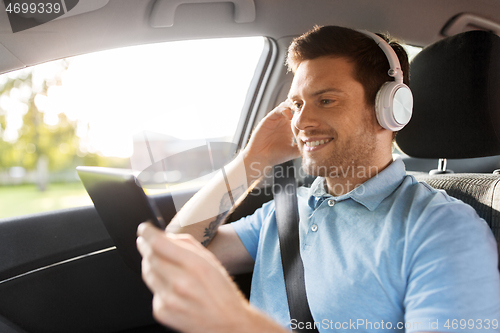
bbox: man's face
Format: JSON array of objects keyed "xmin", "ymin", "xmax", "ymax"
[{"xmin": 288, "ymin": 56, "xmax": 379, "ymax": 178}]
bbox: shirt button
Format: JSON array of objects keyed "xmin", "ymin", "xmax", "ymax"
[
  {"xmin": 328, "ymin": 199, "xmax": 335, "ymax": 207},
  {"xmin": 311, "ymin": 224, "xmax": 318, "ymax": 232}
]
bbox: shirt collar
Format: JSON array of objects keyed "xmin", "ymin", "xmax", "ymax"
[{"xmin": 307, "ymin": 158, "xmax": 407, "ymax": 211}]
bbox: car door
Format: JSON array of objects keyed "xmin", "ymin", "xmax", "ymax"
[{"xmin": 0, "ymin": 35, "xmax": 281, "ymax": 333}]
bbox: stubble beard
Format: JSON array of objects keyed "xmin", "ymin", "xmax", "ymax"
[{"xmin": 300, "ymin": 125, "xmax": 377, "ymax": 179}]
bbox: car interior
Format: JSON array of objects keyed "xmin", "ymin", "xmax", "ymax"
[{"xmin": 0, "ymin": 1, "xmax": 500, "ymax": 332}]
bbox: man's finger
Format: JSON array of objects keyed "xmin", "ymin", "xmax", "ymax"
[{"xmin": 275, "ymin": 100, "xmax": 294, "ymax": 119}]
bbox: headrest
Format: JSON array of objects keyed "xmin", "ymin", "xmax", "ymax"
[{"xmin": 396, "ymin": 31, "xmax": 500, "ymax": 159}]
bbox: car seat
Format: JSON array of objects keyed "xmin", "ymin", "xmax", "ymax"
[{"xmin": 396, "ymin": 30, "xmax": 500, "ymax": 270}]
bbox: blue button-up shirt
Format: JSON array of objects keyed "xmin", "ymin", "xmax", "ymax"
[{"xmin": 232, "ymin": 158, "xmax": 500, "ymax": 332}]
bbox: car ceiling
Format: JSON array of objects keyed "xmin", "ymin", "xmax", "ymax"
[{"xmin": 1, "ymin": 0, "xmax": 500, "ymax": 75}]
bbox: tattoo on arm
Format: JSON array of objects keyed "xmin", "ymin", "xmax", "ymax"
[
  {"xmin": 201, "ymin": 185, "xmax": 244, "ymax": 246},
  {"xmin": 201, "ymin": 213, "xmax": 226, "ymax": 247}
]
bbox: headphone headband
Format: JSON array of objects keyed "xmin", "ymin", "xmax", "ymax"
[
  {"xmin": 355, "ymin": 29, "xmax": 413, "ymax": 131},
  {"xmin": 356, "ymin": 30, "xmax": 404, "ymax": 84}
]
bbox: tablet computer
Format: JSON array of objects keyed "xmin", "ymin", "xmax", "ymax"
[{"xmin": 76, "ymin": 166, "xmax": 167, "ymax": 273}]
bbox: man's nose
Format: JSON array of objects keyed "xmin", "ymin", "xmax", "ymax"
[{"xmin": 292, "ymin": 103, "xmax": 320, "ymax": 132}]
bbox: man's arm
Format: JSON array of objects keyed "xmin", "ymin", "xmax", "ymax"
[
  {"xmin": 164, "ymin": 152, "xmax": 251, "ymax": 246},
  {"xmin": 404, "ymin": 202, "xmax": 500, "ymax": 332},
  {"xmin": 163, "ymin": 101, "xmax": 299, "ymax": 274},
  {"xmin": 164, "ymin": 153, "xmax": 254, "ymax": 275},
  {"xmin": 137, "ymin": 223, "xmax": 290, "ymax": 333},
  {"xmin": 137, "ymin": 101, "xmax": 299, "ymax": 332}
]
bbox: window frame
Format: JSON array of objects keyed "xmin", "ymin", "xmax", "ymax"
[{"xmin": 0, "ymin": 36, "xmax": 277, "ymax": 219}]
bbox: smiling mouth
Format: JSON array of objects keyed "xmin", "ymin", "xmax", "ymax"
[{"xmin": 303, "ymin": 138, "xmax": 332, "ymax": 147}]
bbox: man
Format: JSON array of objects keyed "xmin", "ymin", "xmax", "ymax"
[{"xmin": 136, "ymin": 26, "xmax": 500, "ymax": 332}]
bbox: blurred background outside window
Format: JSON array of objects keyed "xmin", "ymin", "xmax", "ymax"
[{"xmin": 0, "ymin": 37, "xmax": 265, "ymax": 219}]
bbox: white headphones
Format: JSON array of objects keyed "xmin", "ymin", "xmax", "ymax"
[{"xmin": 358, "ymin": 30, "xmax": 413, "ymax": 131}]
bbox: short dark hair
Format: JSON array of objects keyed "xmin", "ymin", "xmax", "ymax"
[{"xmin": 286, "ymin": 25, "xmax": 409, "ymax": 107}]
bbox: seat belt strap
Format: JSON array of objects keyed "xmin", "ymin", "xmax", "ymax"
[{"xmin": 274, "ymin": 160, "xmax": 319, "ymax": 333}]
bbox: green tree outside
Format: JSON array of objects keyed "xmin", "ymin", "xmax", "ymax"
[{"xmin": 0, "ymin": 60, "xmax": 127, "ymax": 193}]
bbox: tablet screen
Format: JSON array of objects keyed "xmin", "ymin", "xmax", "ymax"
[{"xmin": 77, "ymin": 166, "xmax": 166, "ymax": 274}]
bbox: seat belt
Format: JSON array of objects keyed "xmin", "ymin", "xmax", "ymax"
[{"xmin": 274, "ymin": 160, "xmax": 319, "ymax": 333}]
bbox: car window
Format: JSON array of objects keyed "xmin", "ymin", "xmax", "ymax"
[
  {"xmin": 403, "ymin": 44, "xmax": 422, "ymax": 61},
  {"xmin": 0, "ymin": 37, "xmax": 267, "ymax": 219}
]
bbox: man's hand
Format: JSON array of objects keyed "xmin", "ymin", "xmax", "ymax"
[
  {"xmin": 242, "ymin": 100, "xmax": 300, "ymax": 178},
  {"xmin": 136, "ymin": 222, "xmax": 288, "ymax": 333}
]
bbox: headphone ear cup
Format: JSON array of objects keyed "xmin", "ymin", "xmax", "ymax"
[{"xmin": 375, "ymin": 82, "xmax": 413, "ymax": 131}]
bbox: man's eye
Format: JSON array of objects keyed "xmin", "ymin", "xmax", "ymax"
[
  {"xmin": 293, "ymin": 104, "xmax": 302, "ymax": 112},
  {"xmin": 321, "ymin": 99, "xmax": 334, "ymax": 105}
]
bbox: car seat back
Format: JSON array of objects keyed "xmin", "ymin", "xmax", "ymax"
[{"xmin": 396, "ymin": 30, "xmax": 500, "ymax": 269}]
